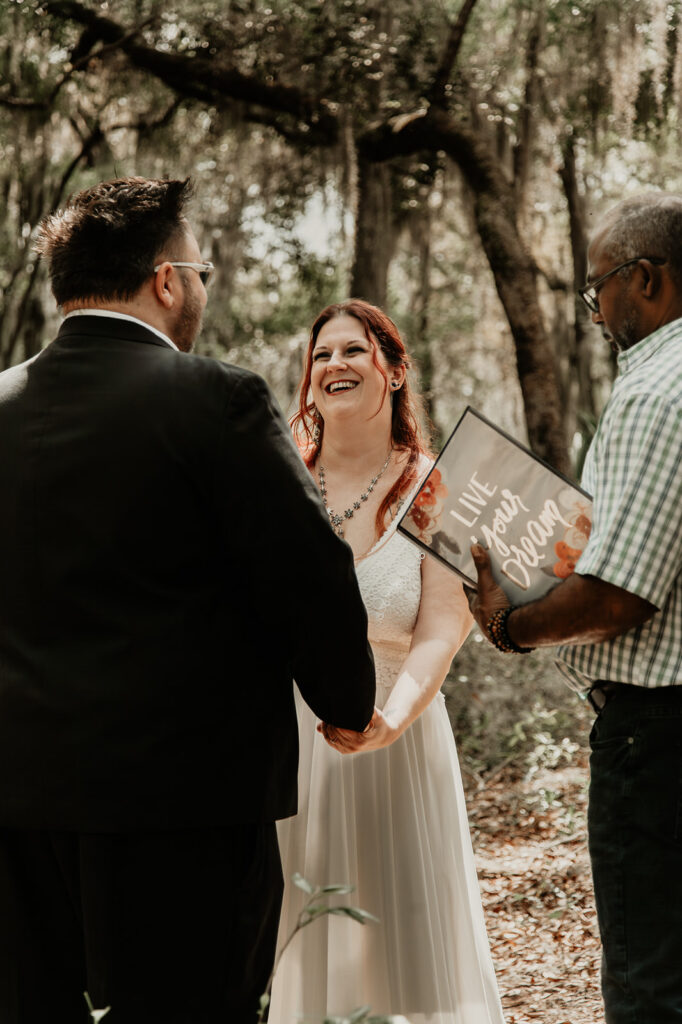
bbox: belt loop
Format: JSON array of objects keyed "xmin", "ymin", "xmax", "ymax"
[
  {"xmin": 587, "ymin": 681, "xmax": 620, "ymax": 714},
  {"xmin": 587, "ymin": 687, "xmax": 605, "ymax": 713}
]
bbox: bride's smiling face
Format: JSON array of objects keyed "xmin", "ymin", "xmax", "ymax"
[{"xmin": 310, "ymin": 314, "xmax": 395, "ymax": 425}]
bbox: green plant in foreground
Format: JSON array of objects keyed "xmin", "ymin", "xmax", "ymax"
[
  {"xmin": 84, "ymin": 991, "xmax": 110, "ymax": 1021},
  {"xmin": 257, "ymin": 873, "xmax": 406, "ymax": 1024},
  {"xmin": 319, "ymin": 1009, "xmax": 409, "ymax": 1024}
]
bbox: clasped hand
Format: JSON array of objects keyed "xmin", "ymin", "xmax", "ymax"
[{"xmin": 318, "ymin": 706, "xmax": 398, "ymax": 753}]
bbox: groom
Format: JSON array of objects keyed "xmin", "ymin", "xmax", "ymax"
[{"xmin": 0, "ymin": 176, "xmax": 375, "ymax": 1023}]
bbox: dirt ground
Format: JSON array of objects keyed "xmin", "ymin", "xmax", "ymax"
[{"xmin": 465, "ymin": 751, "xmax": 604, "ymax": 1023}]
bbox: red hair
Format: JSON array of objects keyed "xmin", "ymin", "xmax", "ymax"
[{"xmin": 290, "ymin": 299, "xmax": 432, "ymax": 535}]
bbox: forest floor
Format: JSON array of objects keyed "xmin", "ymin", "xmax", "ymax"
[{"xmin": 465, "ymin": 750, "xmax": 604, "ymax": 1024}]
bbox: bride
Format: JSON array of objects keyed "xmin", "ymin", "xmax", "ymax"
[{"xmin": 271, "ymin": 300, "xmax": 505, "ymax": 1024}]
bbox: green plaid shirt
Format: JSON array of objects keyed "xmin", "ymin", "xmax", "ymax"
[{"xmin": 557, "ymin": 317, "xmax": 682, "ymax": 692}]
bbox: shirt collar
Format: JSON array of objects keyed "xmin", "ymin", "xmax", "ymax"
[
  {"xmin": 63, "ymin": 309, "xmax": 179, "ymax": 351},
  {"xmin": 617, "ymin": 316, "xmax": 682, "ymax": 376}
]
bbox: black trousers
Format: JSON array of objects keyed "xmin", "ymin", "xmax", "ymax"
[
  {"xmin": 0, "ymin": 823, "xmax": 283, "ymax": 1024},
  {"xmin": 589, "ymin": 684, "xmax": 682, "ymax": 1023}
]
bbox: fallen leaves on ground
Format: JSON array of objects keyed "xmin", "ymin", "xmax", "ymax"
[{"xmin": 464, "ymin": 750, "xmax": 603, "ymax": 1024}]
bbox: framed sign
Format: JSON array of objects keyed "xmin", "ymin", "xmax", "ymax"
[{"xmin": 398, "ymin": 407, "xmax": 593, "ymax": 604}]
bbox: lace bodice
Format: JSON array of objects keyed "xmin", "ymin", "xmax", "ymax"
[
  {"xmin": 356, "ymin": 530, "xmax": 422, "ymax": 657},
  {"xmin": 353, "ymin": 463, "xmax": 429, "ymax": 696}
]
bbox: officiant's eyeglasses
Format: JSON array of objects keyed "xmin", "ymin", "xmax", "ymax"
[
  {"xmin": 578, "ymin": 257, "xmax": 666, "ymax": 313},
  {"xmin": 153, "ymin": 261, "xmax": 215, "ymax": 287}
]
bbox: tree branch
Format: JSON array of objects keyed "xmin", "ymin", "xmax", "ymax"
[
  {"xmin": 0, "ymin": 95, "xmax": 46, "ymax": 110},
  {"xmin": 0, "ymin": 12, "xmax": 156, "ymax": 111},
  {"xmin": 428, "ymin": 0, "xmax": 481, "ymax": 108},
  {"xmin": 49, "ymin": 14, "xmax": 159, "ymax": 104},
  {"xmin": 512, "ymin": 11, "xmax": 544, "ymax": 201},
  {"xmin": 50, "ymin": 124, "xmax": 105, "ymax": 217},
  {"xmin": 45, "ymin": 0, "xmax": 339, "ymax": 146},
  {"xmin": 120, "ymin": 98, "xmax": 183, "ymax": 137},
  {"xmin": 358, "ymin": 106, "xmax": 512, "ymax": 207}
]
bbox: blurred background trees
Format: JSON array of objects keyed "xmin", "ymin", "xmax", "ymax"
[{"xmin": 3, "ymin": 0, "xmax": 682, "ymax": 472}]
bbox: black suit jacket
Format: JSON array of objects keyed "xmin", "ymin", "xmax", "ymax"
[{"xmin": 0, "ymin": 316, "xmax": 375, "ymax": 831}]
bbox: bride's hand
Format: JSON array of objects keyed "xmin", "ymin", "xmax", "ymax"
[{"xmin": 318, "ymin": 707, "xmax": 399, "ymax": 753}]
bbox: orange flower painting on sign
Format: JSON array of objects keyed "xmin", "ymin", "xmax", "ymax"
[
  {"xmin": 546, "ymin": 499, "xmax": 592, "ymax": 580},
  {"xmin": 407, "ymin": 468, "xmax": 448, "ymax": 543}
]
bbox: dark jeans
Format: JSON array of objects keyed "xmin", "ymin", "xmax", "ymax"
[
  {"xmin": 589, "ymin": 685, "xmax": 682, "ymax": 1023},
  {"xmin": 0, "ymin": 823, "xmax": 283, "ymax": 1024}
]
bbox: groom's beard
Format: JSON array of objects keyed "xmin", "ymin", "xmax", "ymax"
[{"xmin": 172, "ymin": 291, "xmax": 204, "ymax": 353}]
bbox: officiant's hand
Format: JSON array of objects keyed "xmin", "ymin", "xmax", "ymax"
[
  {"xmin": 470, "ymin": 544, "xmax": 509, "ymax": 634},
  {"xmin": 319, "ymin": 707, "xmax": 396, "ymax": 753}
]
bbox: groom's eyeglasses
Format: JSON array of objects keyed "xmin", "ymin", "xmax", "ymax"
[{"xmin": 153, "ymin": 261, "xmax": 215, "ymax": 287}]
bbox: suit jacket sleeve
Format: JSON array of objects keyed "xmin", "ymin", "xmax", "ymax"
[{"xmin": 216, "ymin": 368, "xmax": 375, "ymax": 731}]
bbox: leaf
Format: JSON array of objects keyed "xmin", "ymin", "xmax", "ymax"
[
  {"xmin": 302, "ymin": 904, "xmax": 337, "ymax": 919},
  {"xmin": 319, "ymin": 883, "xmax": 356, "ymax": 895},
  {"xmin": 292, "ymin": 872, "xmax": 315, "ymax": 894},
  {"xmin": 83, "ymin": 992, "xmax": 111, "ymax": 1022},
  {"xmin": 259, "ymin": 993, "xmax": 270, "ymax": 1010},
  {"xmin": 348, "ymin": 1007, "xmax": 372, "ymax": 1021},
  {"xmin": 326, "ymin": 906, "xmax": 380, "ymax": 924},
  {"xmin": 367, "ymin": 1017, "xmax": 410, "ymax": 1023}
]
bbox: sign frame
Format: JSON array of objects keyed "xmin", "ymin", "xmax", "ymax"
[{"xmin": 397, "ymin": 406, "xmax": 593, "ymax": 603}]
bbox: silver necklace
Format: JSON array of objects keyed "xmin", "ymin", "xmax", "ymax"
[{"xmin": 318, "ymin": 449, "xmax": 393, "ymax": 538}]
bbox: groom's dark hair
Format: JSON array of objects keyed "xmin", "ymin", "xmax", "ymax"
[{"xmin": 36, "ymin": 176, "xmax": 193, "ymax": 306}]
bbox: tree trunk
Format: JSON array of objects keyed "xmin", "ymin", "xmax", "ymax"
[
  {"xmin": 512, "ymin": 9, "xmax": 544, "ymax": 226},
  {"xmin": 358, "ymin": 109, "xmax": 571, "ymax": 473},
  {"xmin": 472, "ymin": 191, "xmax": 570, "ymax": 475},
  {"xmin": 349, "ymin": 157, "xmax": 397, "ymax": 307},
  {"xmin": 407, "ymin": 199, "xmax": 436, "ymax": 428},
  {"xmin": 560, "ymin": 136, "xmax": 598, "ymax": 435}
]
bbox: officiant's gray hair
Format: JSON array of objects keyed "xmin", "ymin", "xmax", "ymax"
[{"xmin": 597, "ymin": 192, "xmax": 682, "ymax": 287}]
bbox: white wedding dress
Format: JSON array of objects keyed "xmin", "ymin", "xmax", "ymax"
[{"xmin": 272, "ymin": 486, "xmax": 505, "ymax": 1024}]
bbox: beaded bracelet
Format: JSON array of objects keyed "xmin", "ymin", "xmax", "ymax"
[{"xmin": 486, "ymin": 607, "xmax": 535, "ymax": 654}]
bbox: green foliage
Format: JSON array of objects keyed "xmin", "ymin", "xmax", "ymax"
[
  {"xmin": 321, "ymin": 1010, "xmax": 404, "ymax": 1024},
  {"xmin": 443, "ymin": 630, "xmax": 592, "ymax": 777},
  {"xmin": 83, "ymin": 992, "xmax": 111, "ymax": 1022},
  {"xmin": 511, "ymin": 704, "xmax": 580, "ymax": 775},
  {"xmin": 257, "ymin": 873, "xmax": 386, "ymax": 1024}
]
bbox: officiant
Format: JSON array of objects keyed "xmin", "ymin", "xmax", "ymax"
[{"xmin": 471, "ymin": 191, "xmax": 682, "ymax": 1024}]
